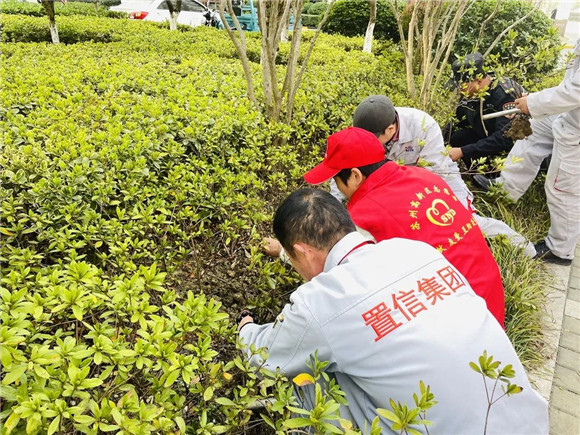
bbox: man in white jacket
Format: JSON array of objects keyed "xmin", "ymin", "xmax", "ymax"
[
  {"xmin": 347, "ymin": 95, "xmax": 535, "ymax": 257},
  {"xmin": 239, "ymin": 188, "xmax": 548, "ymax": 434},
  {"xmin": 514, "ymin": 39, "xmax": 580, "ymax": 264},
  {"xmin": 474, "ymin": 39, "xmax": 580, "ymax": 208}
]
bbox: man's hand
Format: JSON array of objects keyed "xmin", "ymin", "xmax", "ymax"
[
  {"xmin": 448, "ymin": 147, "xmax": 464, "ymax": 162},
  {"xmin": 263, "ymin": 237, "xmax": 282, "ymax": 257},
  {"xmin": 236, "ymin": 309, "xmax": 254, "ymax": 332},
  {"xmin": 514, "ymin": 95, "xmax": 530, "ymax": 115}
]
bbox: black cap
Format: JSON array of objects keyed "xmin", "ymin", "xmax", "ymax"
[
  {"xmin": 446, "ymin": 53, "xmax": 487, "ymax": 89},
  {"xmin": 353, "ymin": 95, "xmax": 397, "ymax": 135}
]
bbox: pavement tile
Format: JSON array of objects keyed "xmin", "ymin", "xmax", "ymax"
[
  {"xmin": 550, "ymin": 408, "xmax": 580, "ymax": 435},
  {"xmin": 569, "ymin": 288, "xmax": 580, "ymax": 302},
  {"xmin": 565, "ymin": 299, "xmax": 580, "ymax": 319},
  {"xmin": 559, "ymin": 330, "xmax": 580, "ymax": 353},
  {"xmin": 550, "ymin": 386, "xmax": 580, "ymax": 416},
  {"xmin": 548, "ymin": 243, "xmax": 580, "ymax": 430},
  {"xmin": 552, "ymin": 363, "xmax": 580, "ymax": 395},
  {"xmin": 563, "ymin": 315, "xmax": 580, "ymax": 335},
  {"xmin": 554, "ymin": 347, "xmax": 580, "ymax": 372}
]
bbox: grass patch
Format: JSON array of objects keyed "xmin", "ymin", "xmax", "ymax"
[{"xmin": 471, "ymin": 175, "xmax": 552, "ymax": 370}]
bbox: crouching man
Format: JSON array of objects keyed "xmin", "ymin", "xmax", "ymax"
[{"xmin": 239, "ymin": 188, "xmax": 547, "ymax": 434}]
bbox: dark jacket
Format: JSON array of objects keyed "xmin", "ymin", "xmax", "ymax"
[{"xmin": 455, "ymin": 77, "xmax": 524, "ymax": 160}]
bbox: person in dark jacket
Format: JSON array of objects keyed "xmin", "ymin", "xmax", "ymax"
[{"xmin": 447, "ymin": 53, "xmax": 524, "ymax": 168}]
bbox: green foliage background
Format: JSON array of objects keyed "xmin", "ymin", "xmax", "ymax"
[
  {"xmin": 454, "ymin": 0, "xmax": 562, "ymax": 78},
  {"xmin": 0, "ymin": 6, "xmax": 555, "ymax": 434}
]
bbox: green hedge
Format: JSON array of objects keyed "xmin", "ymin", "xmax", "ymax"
[
  {"xmin": 308, "ymin": 1, "xmax": 328, "ymax": 15},
  {"xmin": 1, "ymin": 14, "xmax": 123, "ymax": 43},
  {"xmin": 323, "ymin": 0, "xmax": 400, "ymax": 41},
  {"xmin": 454, "ymin": 0, "xmax": 561, "ymax": 80},
  {"xmin": 0, "ymin": 17, "xmax": 416, "ymax": 433},
  {"xmin": 302, "ymin": 13, "xmax": 323, "ymax": 28},
  {"xmin": 0, "ymin": 13, "xmax": 552, "ymax": 434},
  {"xmin": 0, "ymin": 0, "xmax": 126, "ymax": 18}
]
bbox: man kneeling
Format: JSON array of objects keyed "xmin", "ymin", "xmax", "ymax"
[{"xmin": 238, "ymin": 188, "xmax": 547, "ymax": 434}]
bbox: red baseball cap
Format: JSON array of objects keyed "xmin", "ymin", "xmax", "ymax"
[{"xmin": 304, "ymin": 127, "xmax": 386, "ymax": 185}]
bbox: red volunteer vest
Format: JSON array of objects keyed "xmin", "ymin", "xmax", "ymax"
[{"xmin": 348, "ymin": 162, "xmax": 505, "ymax": 327}]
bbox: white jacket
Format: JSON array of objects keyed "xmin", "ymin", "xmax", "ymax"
[
  {"xmin": 527, "ymin": 39, "xmax": 580, "ymax": 141},
  {"xmin": 386, "ymin": 107, "xmax": 472, "ymax": 206},
  {"xmin": 527, "ymin": 39, "xmax": 580, "ymax": 133},
  {"xmin": 331, "ymin": 108, "xmax": 473, "ymax": 207},
  {"xmin": 240, "ymin": 232, "xmax": 548, "ymax": 434}
]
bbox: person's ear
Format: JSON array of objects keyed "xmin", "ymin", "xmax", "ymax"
[
  {"xmin": 292, "ymin": 242, "xmax": 310, "ymax": 258},
  {"xmin": 350, "ymin": 168, "xmax": 366, "ymax": 189}
]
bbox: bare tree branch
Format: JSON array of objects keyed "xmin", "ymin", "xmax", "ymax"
[
  {"xmin": 473, "ymin": 0, "xmax": 502, "ymax": 53},
  {"xmin": 483, "ymin": 0, "xmax": 542, "ymax": 57},
  {"xmin": 218, "ymin": 0, "xmax": 258, "ymax": 110},
  {"xmin": 287, "ymin": 0, "xmax": 336, "ymax": 123}
]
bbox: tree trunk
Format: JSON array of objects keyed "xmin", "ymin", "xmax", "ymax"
[
  {"xmin": 166, "ymin": 0, "xmax": 182, "ymax": 31},
  {"xmin": 169, "ymin": 11, "xmax": 179, "ymax": 30},
  {"xmin": 281, "ymin": 4, "xmax": 291, "ymax": 42},
  {"xmin": 41, "ymin": 1, "xmax": 59, "ymax": 44},
  {"xmin": 363, "ymin": 0, "xmax": 377, "ymax": 53}
]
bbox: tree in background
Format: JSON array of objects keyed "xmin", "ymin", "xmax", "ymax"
[
  {"xmin": 363, "ymin": 0, "xmax": 377, "ymax": 53},
  {"xmin": 165, "ymin": 0, "xmax": 182, "ymax": 31},
  {"xmin": 390, "ymin": 0, "xmax": 470, "ymax": 109},
  {"xmin": 218, "ymin": 0, "xmax": 336, "ymax": 126},
  {"xmin": 41, "ymin": 0, "xmax": 64, "ymax": 44}
]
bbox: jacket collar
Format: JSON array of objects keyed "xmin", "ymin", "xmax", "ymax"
[
  {"xmin": 348, "ymin": 161, "xmax": 399, "ymax": 210},
  {"xmin": 323, "ymin": 231, "xmax": 371, "ymax": 272}
]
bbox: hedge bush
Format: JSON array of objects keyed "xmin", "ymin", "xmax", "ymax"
[
  {"xmin": 323, "ymin": 0, "xmax": 560, "ymax": 81},
  {"xmin": 307, "ymin": 1, "xmax": 328, "ymax": 15},
  {"xmin": 0, "ymin": 14, "xmax": 128, "ymax": 43},
  {"xmin": 454, "ymin": 0, "xmax": 561, "ymax": 81},
  {"xmin": 0, "ymin": 13, "xmax": 551, "ymax": 434},
  {"xmin": 323, "ymin": 0, "xmax": 400, "ymax": 41},
  {"xmin": 0, "ymin": 18, "xmax": 416, "ymax": 433},
  {"xmin": 0, "ymin": 0, "xmax": 126, "ymax": 18}
]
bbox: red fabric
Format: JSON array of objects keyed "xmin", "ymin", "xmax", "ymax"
[
  {"xmin": 348, "ymin": 162, "xmax": 505, "ymax": 327},
  {"xmin": 304, "ymin": 127, "xmax": 385, "ymax": 185}
]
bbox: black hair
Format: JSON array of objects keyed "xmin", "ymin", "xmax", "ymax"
[
  {"xmin": 335, "ymin": 159, "xmax": 388, "ymax": 186},
  {"xmin": 273, "ymin": 188, "xmax": 356, "ymax": 258}
]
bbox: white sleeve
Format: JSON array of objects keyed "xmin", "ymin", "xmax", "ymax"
[
  {"xmin": 528, "ymin": 69, "xmax": 580, "ymax": 118},
  {"xmin": 238, "ymin": 294, "xmax": 332, "ymax": 376},
  {"xmin": 416, "ymin": 115, "xmax": 472, "ymax": 208},
  {"xmin": 417, "ymin": 114, "xmax": 452, "ymax": 175}
]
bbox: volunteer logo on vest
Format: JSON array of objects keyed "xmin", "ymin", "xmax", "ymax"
[
  {"xmin": 426, "ymin": 199, "xmax": 455, "ymax": 227},
  {"xmin": 407, "ymin": 184, "xmax": 478, "ymax": 252}
]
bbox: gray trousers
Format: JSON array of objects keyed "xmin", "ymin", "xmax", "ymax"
[
  {"xmin": 544, "ymin": 115, "xmax": 580, "ymax": 258},
  {"xmin": 496, "ymin": 116, "xmax": 555, "ymax": 201}
]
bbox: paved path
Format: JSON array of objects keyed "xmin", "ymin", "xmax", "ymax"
[
  {"xmin": 528, "ymin": 243, "xmax": 580, "ymax": 434},
  {"xmin": 549, "ymin": 243, "xmax": 580, "ymax": 434}
]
